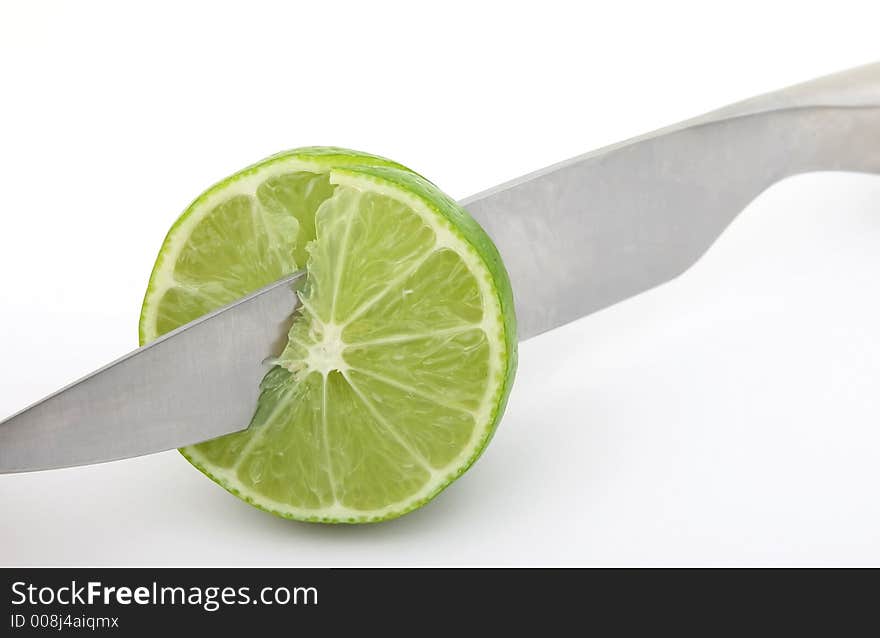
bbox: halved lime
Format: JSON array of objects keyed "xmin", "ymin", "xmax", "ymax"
[{"xmin": 139, "ymin": 147, "xmax": 517, "ymax": 522}]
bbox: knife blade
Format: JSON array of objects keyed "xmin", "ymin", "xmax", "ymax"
[
  {"xmin": 2, "ymin": 63, "xmax": 880, "ymax": 473},
  {"xmin": 0, "ymin": 273, "xmax": 304, "ymax": 472},
  {"xmin": 466, "ymin": 63, "xmax": 880, "ymax": 339}
]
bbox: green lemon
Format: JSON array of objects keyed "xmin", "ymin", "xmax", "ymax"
[{"xmin": 139, "ymin": 147, "xmax": 516, "ymax": 522}]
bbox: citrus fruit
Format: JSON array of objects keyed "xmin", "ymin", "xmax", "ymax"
[{"xmin": 139, "ymin": 147, "xmax": 517, "ymax": 522}]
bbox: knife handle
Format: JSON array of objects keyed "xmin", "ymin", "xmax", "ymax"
[
  {"xmin": 687, "ymin": 63, "xmax": 880, "ymax": 180},
  {"xmin": 706, "ymin": 62, "xmax": 880, "ymax": 121}
]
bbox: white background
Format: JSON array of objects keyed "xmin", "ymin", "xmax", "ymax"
[{"xmin": 2, "ymin": 1, "xmax": 880, "ymax": 566}]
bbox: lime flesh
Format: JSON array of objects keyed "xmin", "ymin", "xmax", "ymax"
[{"xmin": 139, "ymin": 148, "xmax": 516, "ymax": 522}]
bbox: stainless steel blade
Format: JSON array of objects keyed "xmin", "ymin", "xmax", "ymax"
[
  {"xmin": 0, "ymin": 272, "xmax": 305, "ymax": 472},
  {"xmin": 464, "ymin": 63, "xmax": 880, "ymax": 339},
  {"xmin": 3, "ymin": 64, "xmax": 880, "ymax": 473}
]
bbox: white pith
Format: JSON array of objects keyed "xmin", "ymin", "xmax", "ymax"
[
  {"xmin": 141, "ymin": 157, "xmax": 508, "ymax": 521},
  {"xmin": 290, "ymin": 321, "xmax": 348, "ymax": 377}
]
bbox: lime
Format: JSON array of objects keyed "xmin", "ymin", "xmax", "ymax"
[{"xmin": 139, "ymin": 147, "xmax": 517, "ymax": 522}]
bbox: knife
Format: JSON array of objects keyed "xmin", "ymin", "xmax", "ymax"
[{"xmin": 2, "ymin": 63, "xmax": 879, "ymax": 473}]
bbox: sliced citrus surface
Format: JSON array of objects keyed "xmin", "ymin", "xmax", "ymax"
[{"xmin": 139, "ymin": 148, "xmax": 517, "ymax": 522}]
